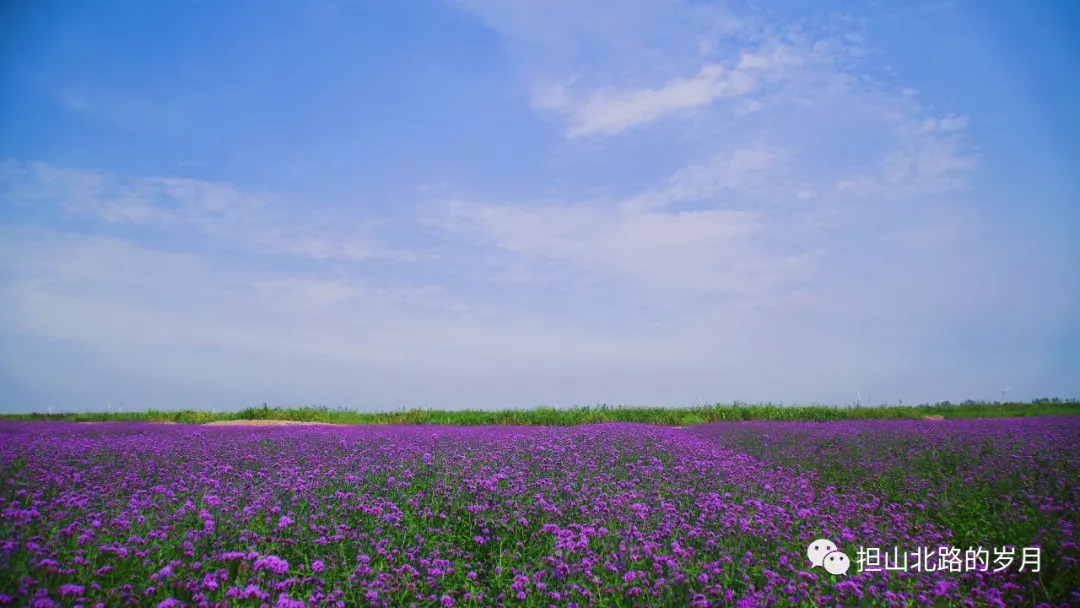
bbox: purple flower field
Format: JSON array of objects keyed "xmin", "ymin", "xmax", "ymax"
[{"xmin": 1, "ymin": 418, "xmax": 1078, "ymax": 607}]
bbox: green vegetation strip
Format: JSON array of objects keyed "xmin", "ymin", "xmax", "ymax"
[{"xmin": 2, "ymin": 398, "xmax": 1077, "ymax": 426}]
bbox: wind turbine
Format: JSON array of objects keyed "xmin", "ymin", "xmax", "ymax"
[{"xmin": 1000, "ymin": 387, "xmax": 1012, "ymax": 402}]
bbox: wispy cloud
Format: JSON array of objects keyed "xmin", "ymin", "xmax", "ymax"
[
  {"xmin": 0, "ymin": 229, "xmax": 704, "ymax": 407},
  {"xmin": 834, "ymin": 114, "xmax": 978, "ymax": 199},
  {"xmin": 538, "ymin": 64, "xmax": 756, "ymax": 137},
  {"xmin": 621, "ymin": 145, "xmax": 790, "ymax": 212},
  {"xmin": 531, "ymin": 43, "xmax": 809, "ymax": 137},
  {"xmin": 428, "ymin": 144, "xmax": 816, "ymax": 299},
  {"xmin": 0, "ymin": 161, "xmax": 435, "ymax": 263}
]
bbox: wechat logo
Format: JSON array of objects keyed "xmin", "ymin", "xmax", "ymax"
[{"xmin": 807, "ymin": 539, "xmax": 851, "ymax": 575}]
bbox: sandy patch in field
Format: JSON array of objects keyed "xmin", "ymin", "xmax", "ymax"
[{"xmin": 201, "ymin": 420, "xmax": 339, "ymax": 426}]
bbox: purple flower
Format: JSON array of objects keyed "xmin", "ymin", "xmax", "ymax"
[
  {"xmin": 59, "ymin": 585, "xmax": 84, "ymax": 596},
  {"xmin": 274, "ymin": 595, "xmax": 306, "ymax": 608},
  {"xmin": 253, "ymin": 555, "xmax": 289, "ymax": 575}
]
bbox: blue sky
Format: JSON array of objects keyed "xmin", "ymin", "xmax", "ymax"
[{"xmin": 1, "ymin": 0, "xmax": 1077, "ymax": 412}]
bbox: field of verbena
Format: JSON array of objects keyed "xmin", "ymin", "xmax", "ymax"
[{"xmin": 1, "ymin": 418, "xmax": 1078, "ymax": 607}]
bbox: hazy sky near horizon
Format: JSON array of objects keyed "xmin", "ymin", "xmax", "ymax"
[{"xmin": 1, "ymin": 0, "xmax": 1078, "ymax": 412}]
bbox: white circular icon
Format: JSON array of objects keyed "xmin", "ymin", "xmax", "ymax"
[
  {"xmin": 822, "ymin": 550, "xmax": 851, "ymax": 575},
  {"xmin": 807, "ymin": 539, "xmax": 838, "ymax": 568}
]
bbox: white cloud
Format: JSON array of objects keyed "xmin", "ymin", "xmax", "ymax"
[
  {"xmin": 534, "ymin": 41, "xmax": 809, "ymax": 138},
  {"xmin": 530, "ymin": 81, "xmax": 573, "ymax": 111},
  {"xmin": 938, "ymin": 115, "xmax": 970, "ymax": 131},
  {"xmin": 736, "ymin": 53, "xmax": 773, "ymax": 71},
  {"xmin": 434, "ymin": 162, "xmax": 815, "ymax": 298},
  {"xmin": 736, "ymin": 47, "xmax": 804, "ymax": 72},
  {"xmin": 0, "ymin": 161, "xmax": 433, "ymax": 263},
  {"xmin": 737, "ymin": 99, "xmax": 765, "ymax": 115},
  {"xmin": 918, "ymin": 114, "xmax": 970, "ymax": 133},
  {"xmin": 449, "ymin": 0, "xmax": 743, "ymax": 75},
  {"xmin": 916, "ymin": 138, "xmax": 978, "ymax": 176},
  {"xmin": 554, "ymin": 64, "xmax": 756, "ymax": 137},
  {"xmin": 834, "ymin": 134, "xmax": 978, "ymax": 200},
  {"xmin": 0, "ymin": 230, "xmax": 702, "ymax": 404},
  {"xmin": 621, "ymin": 145, "xmax": 789, "ymax": 212}
]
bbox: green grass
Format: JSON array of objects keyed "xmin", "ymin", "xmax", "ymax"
[{"xmin": 2, "ymin": 398, "xmax": 1077, "ymax": 426}]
